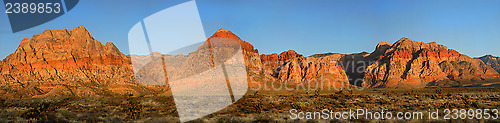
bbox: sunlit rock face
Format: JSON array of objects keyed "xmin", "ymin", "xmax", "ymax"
[
  {"xmin": 0, "ymin": 26, "xmax": 154, "ymax": 98},
  {"xmin": 364, "ymin": 37, "xmax": 500, "ymax": 88}
]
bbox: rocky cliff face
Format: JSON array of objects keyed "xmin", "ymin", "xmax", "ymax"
[
  {"xmin": 201, "ymin": 30, "xmax": 351, "ymax": 91},
  {"xmin": 258, "ymin": 50, "xmax": 303, "ymax": 84},
  {"xmin": 0, "ymin": 26, "xmax": 161, "ymax": 98},
  {"xmin": 2, "ymin": 27, "xmax": 498, "ymax": 98},
  {"xmin": 273, "ymin": 53, "xmax": 349, "ymax": 89},
  {"xmin": 363, "ymin": 37, "xmax": 500, "ymax": 88},
  {"xmin": 478, "ymin": 55, "xmax": 500, "ymax": 74},
  {"xmin": 251, "ymin": 49, "xmax": 351, "ymax": 90}
]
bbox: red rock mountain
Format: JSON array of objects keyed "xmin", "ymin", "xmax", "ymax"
[
  {"xmin": 130, "ymin": 28, "xmax": 261, "ymax": 94},
  {"xmin": 189, "ymin": 29, "xmax": 351, "ymax": 90},
  {"xmin": 1, "ymin": 27, "xmax": 499, "ymax": 98},
  {"xmin": 0, "ymin": 26, "xmax": 160, "ymax": 98},
  {"xmin": 363, "ymin": 37, "xmax": 500, "ymax": 88}
]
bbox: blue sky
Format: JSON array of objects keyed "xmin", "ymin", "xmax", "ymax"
[{"xmin": 1, "ymin": 0, "xmax": 499, "ymax": 59}]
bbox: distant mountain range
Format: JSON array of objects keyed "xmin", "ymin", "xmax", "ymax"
[
  {"xmin": 478, "ymin": 55, "xmax": 500, "ymax": 74},
  {"xmin": 0, "ymin": 26, "xmax": 499, "ymax": 98}
]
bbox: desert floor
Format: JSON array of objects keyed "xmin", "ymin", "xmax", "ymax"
[{"xmin": 1, "ymin": 87, "xmax": 499, "ymax": 122}]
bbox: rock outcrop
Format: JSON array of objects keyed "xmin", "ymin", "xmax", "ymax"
[
  {"xmin": 273, "ymin": 53, "xmax": 349, "ymax": 89},
  {"xmin": 260, "ymin": 50, "xmax": 303, "ymax": 63},
  {"xmin": 363, "ymin": 37, "xmax": 500, "ymax": 88},
  {"xmin": 478, "ymin": 55, "xmax": 500, "ymax": 74},
  {"xmin": 0, "ymin": 26, "xmax": 161, "ymax": 98},
  {"xmin": 250, "ymin": 49, "xmax": 351, "ymax": 90}
]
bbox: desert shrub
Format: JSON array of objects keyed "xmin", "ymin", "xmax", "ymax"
[
  {"xmin": 435, "ymin": 89, "xmax": 443, "ymax": 95},
  {"xmin": 0, "ymin": 98, "xmax": 5, "ymax": 108},
  {"xmin": 461, "ymin": 95, "xmax": 470, "ymax": 101},
  {"xmin": 253, "ymin": 91, "xmax": 260, "ymax": 98},
  {"xmin": 334, "ymin": 89, "xmax": 350, "ymax": 99},
  {"xmin": 441, "ymin": 102, "xmax": 456, "ymax": 109},
  {"xmin": 377, "ymin": 100, "xmax": 389, "ymax": 105},
  {"xmin": 446, "ymin": 93, "xmax": 452, "ymax": 97},
  {"xmin": 335, "ymin": 89, "xmax": 344, "ymax": 95},
  {"xmin": 122, "ymin": 95, "xmax": 143, "ymax": 120},
  {"xmin": 255, "ymin": 114, "xmax": 275, "ymax": 122},
  {"xmin": 314, "ymin": 90, "xmax": 320, "ymax": 98},
  {"xmin": 306, "ymin": 119, "xmax": 318, "ymax": 123},
  {"xmin": 22, "ymin": 107, "xmax": 41, "ymax": 120},
  {"xmin": 21, "ymin": 102, "xmax": 56, "ymax": 120},
  {"xmin": 430, "ymin": 94, "xmax": 441, "ymax": 99},
  {"xmin": 291, "ymin": 102, "xmax": 302, "ymax": 110},
  {"xmin": 469, "ymin": 101, "xmax": 482, "ymax": 108},
  {"xmin": 460, "ymin": 95, "xmax": 479, "ymax": 108},
  {"xmin": 382, "ymin": 92, "xmax": 391, "ymax": 96},
  {"xmin": 216, "ymin": 116, "xmax": 229, "ymax": 123},
  {"xmin": 253, "ymin": 98, "xmax": 264, "ymax": 113}
]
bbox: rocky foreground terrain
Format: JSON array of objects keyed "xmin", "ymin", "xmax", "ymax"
[{"xmin": 0, "ymin": 87, "xmax": 499, "ymax": 122}]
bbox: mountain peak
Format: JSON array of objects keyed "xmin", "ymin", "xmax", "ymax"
[
  {"xmin": 209, "ymin": 28, "xmax": 239, "ymax": 39},
  {"xmin": 3, "ymin": 26, "xmax": 124, "ymax": 64},
  {"xmin": 480, "ymin": 55, "xmax": 496, "ymax": 58},
  {"xmin": 207, "ymin": 28, "xmax": 258, "ymax": 53},
  {"xmin": 279, "ymin": 50, "xmax": 299, "ymax": 56},
  {"xmin": 391, "ymin": 37, "xmax": 448, "ymax": 52},
  {"xmin": 376, "ymin": 42, "xmax": 393, "ymax": 48},
  {"xmin": 216, "ymin": 28, "xmax": 228, "ymax": 32},
  {"xmin": 74, "ymin": 25, "xmax": 87, "ymax": 30},
  {"xmin": 66, "ymin": 26, "xmax": 88, "ymax": 33},
  {"xmin": 397, "ymin": 37, "xmax": 413, "ymax": 42}
]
